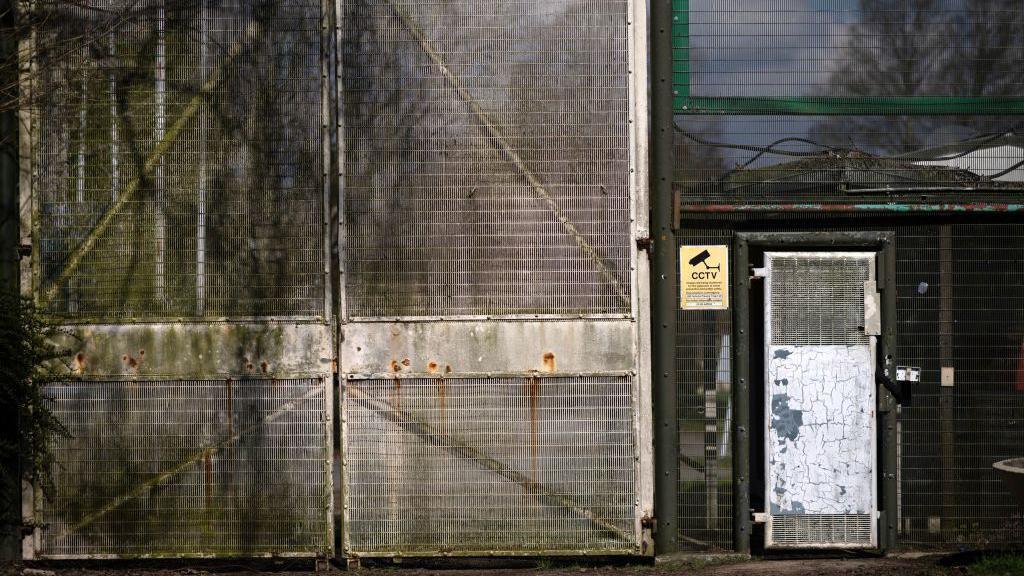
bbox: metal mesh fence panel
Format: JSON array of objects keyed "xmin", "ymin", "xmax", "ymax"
[
  {"xmin": 341, "ymin": 0, "xmax": 632, "ymax": 317},
  {"xmin": 895, "ymin": 223, "xmax": 1024, "ymax": 548},
  {"xmin": 675, "ymin": 229, "xmax": 733, "ymax": 551},
  {"xmin": 674, "ymin": 222, "xmax": 1024, "ymax": 550},
  {"xmin": 37, "ymin": 378, "xmax": 330, "ymax": 557},
  {"xmin": 671, "ymin": 2, "xmax": 1024, "ymax": 202},
  {"xmin": 344, "ymin": 376, "xmax": 637, "ymax": 554},
  {"xmin": 31, "ymin": 0, "xmax": 325, "ymax": 319}
]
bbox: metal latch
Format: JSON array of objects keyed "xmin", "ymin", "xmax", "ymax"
[{"xmin": 896, "ymin": 366, "xmax": 921, "ymax": 383}]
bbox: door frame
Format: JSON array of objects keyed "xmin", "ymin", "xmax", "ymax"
[{"xmin": 732, "ymin": 232, "xmax": 897, "ymax": 554}]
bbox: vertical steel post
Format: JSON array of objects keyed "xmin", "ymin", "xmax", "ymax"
[
  {"xmin": 0, "ymin": 3, "xmax": 15, "ymax": 296},
  {"xmin": 0, "ymin": 1, "xmax": 18, "ymax": 557},
  {"xmin": 879, "ymin": 240, "xmax": 899, "ymax": 551},
  {"xmin": 731, "ymin": 238, "xmax": 750, "ymax": 554},
  {"xmin": 938, "ymin": 225, "xmax": 954, "ymax": 532},
  {"xmin": 650, "ymin": 0, "xmax": 678, "ymax": 555}
]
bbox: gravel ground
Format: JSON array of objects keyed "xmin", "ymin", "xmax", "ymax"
[{"xmin": 0, "ymin": 554, "xmax": 979, "ymax": 576}]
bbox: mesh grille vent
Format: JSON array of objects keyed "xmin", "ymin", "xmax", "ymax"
[
  {"xmin": 770, "ymin": 514, "xmax": 874, "ymax": 548},
  {"xmin": 38, "ymin": 379, "xmax": 330, "ymax": 558},
  {"xmin": 344, "ymin": 376, "xmax": 637, "ymax": 554},
  {"xmin": 769, "ymin": 254, "xmax": 871, "ymax": 345}
]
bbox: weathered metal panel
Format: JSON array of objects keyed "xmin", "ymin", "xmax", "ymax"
[
  {"xmin": 37, "ymin": 378, "xmax": 331, "ymax": 558},
  {"xmin": 341, "ymin": 0, "xmax": 634, "ymax": 319},
  {"xmin": 23, "ymin": 0, "xmax": 336, "ymax": 559},
  {"xmin": 338, "ymin": 0, "xmax": 650, "ymax": 557},
  {"xmin": 342, "ymin": 320, "xmax": 634, "ymax": 378},
  {"xmin": 343, "ymin": 376, "xmax": 637, "ymax": 556},
  {"xmin": 56, "ymin": 322, "xmax": 334, "ymax": 380}
]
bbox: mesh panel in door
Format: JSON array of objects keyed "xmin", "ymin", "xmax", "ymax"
[
  {"xmin": 33, "ymin": 0, "xmax": 325, "ymax": 319},
  {"xmin": 342, "ymin": 0, "xmax": 632, "ymax": 317}
]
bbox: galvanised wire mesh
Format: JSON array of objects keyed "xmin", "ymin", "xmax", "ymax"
[
  {"xmin": 769, "ymin": 254, "xmax": 870, "ymax": 346},
  {"xmin": 672, "ymin": 2, "xmax": 1024, "ymax": 203},
  {"xmin": 675, "ymin": 229, "xmax": 733, "ymax": 551},
  {"xmin": 344, "ymin": 376, "xmax": 637, "ymax": 554},
  {"xmin": 32, "ymin": 0, "xmax": 325, "ymax": 320},
  {"xmin": 895, "ymin": 223, "xmax": 1024, "ymax": 548},
  {"xmin": 38, "ymin": 378, "xmax": 330, "ymax": 557},
  {"xmin": 673, "ymin": 222, "xmax": 1024, "ymax": 550},
  {"xmin": 341, "ymin": 0, "xmax": 632, "ymax": 317}
]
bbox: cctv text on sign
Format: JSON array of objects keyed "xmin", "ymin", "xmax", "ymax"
[{"xmin": 680, "ymin": 245, "xmax": 729, "ymax": 310}]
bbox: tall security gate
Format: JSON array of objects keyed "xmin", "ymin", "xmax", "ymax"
[
  {"xmin": 763, "ymin": 252, "xmax": 878, "ymax": 548},
  {"xmin": 22, "ymin": 0, "xmax": 334, "ymax": 558},
  {"xmin": 338, "ymin": 0, "xmax": 652, "ymax": 558}
]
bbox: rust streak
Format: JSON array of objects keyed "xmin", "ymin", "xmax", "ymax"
[
  {"xmin": 401, "ymin": 358, "xmax": 411, "ymax": 367},
  {"xmin": 225, "ymin": 378, "xmax": 233, "ymax": 436},
  {"xmin": 390, "ymin": 359, "xmax": 401, "ymax": 373},
  {"xmin": 427, "ymin": 361, "xmax": 438, "ymax": 374},
  {"xmin": 73, "ymin": 353, "xmax": 85, "ymax": 372},
  {"xmin": 437, "ymin": 378, "xmax": 446, "ymax": 432},
  {"xmin": 542, "ymin": 351, "xmax": 556, "ymax": 373},
  {"xmin": 203, "ymin": 451, "xmax": 213, "ymax": 509},
  {"xmin": 260, "ymin": 360, "xmax": 269, "ymax": 374},
  {"xmin": 525, "ymin": 376, "xmax": 540, "ymax": 493},
  {"xmin": 392, "ymin": 378, "xmax": 402, "ymax": 413}
]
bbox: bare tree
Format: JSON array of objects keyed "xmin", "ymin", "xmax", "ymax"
[{"xmin": 811, "ymin": 0, "xmax": 1024, "ymax": 154}]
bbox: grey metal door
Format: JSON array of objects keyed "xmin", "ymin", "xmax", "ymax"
[{"xmin": 763, "ymin": 252, "xmax": 878, "ymax": 549}]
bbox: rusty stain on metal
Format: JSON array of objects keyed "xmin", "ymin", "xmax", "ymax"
[
  {"xmin": 445, "ymin": 364, "xmax": 452, "ymax": 374},
  {"xmin": 73, "ymin": 353, "xmax": 85, "ymax": 373},
  {"xmin": 542, "ymin": 351, "xmax": 556, "ymax": 373},
  {"xmin": 525, "ymin": 376, "xmax": 540, "ymax": 493},
  {"xmin": 225, "ymin": 378, "xmax": 233, "ymax": 436},
  {"xmin": 203, "ymin": 451, "xmax": 213, "ymax": 509},
  {"xmin": 437, "ymin": 378, "xmax": 446, "ymax": 431},
  {"xmin": 401, "ymin": 358, "xmax": 410, "ymax": 367},
  {"xmin": 389, "ymin": 359, "xmax": 401, "ymax": 373},
  {"xmin": 392, "ymin": 378, "xmax": 402, "ymax": 413},
  {"xmin": 122, "ymin": 354, "xmax": 139, "ymax": 369},
  {"xmin": 427, "ymin": 361, "xmax": 439, "ymax": 374},
  {"xmin": 138, "ymin": 349, "xmax": 145, "ymax": 357},
  {"xmin": 260, "ymin": 360, "xmax": 269, "ymax": 374}
]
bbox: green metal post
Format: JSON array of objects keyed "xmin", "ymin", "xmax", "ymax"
[
  {"xmin": 880, "ymin": 241, "xmax": 899, "ymax": 551},
  {"xmin": 731, "ymin": 239, "xmax": 750, "ymax": 554},
  {"xmin": 651, "ymin": 0, "xmax": 679, "ymax": 556},
  {"xmin": 0, "ymin": 0, "xmax": 19, "ymax": 560}
]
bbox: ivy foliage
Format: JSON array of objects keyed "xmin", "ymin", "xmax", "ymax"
[{"xmin": 0, "ymin": 293, "xmax": 68, "ymax": 507}]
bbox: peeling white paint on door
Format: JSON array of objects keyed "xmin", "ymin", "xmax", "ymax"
[
  {"xmin": 767, "ymin": 344, "xmax": 875, "ymax": 515},
  {"xmin": 763, "ymin": 251, "xmax": 878, "ymax": 548}
]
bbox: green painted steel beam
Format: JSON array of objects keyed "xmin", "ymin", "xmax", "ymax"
[
  {"xmin": 673, "ymin": 95, "xmax": 1024, "ymax": 116},
  {"xmin": 669, "ymin": 3, "xmax": 1024, "ymax": 115}
]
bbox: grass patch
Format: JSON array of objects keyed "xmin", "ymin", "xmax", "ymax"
[{"xmin": 968, "ymin": 554, "xmax": 1024, "ymax": 576}]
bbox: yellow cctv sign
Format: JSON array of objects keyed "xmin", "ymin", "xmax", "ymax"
[{"xmin": 680, "ymin": 245, "xmax": 729, "ymax": 310}]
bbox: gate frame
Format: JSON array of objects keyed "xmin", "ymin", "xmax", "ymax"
[
  {"xmin": 731, "ymin": 231, "xmax": 897, "ymax": 554},
  {"xmin": 18, "ymin": 0, "xmax": 338, "ymax": 558},
  {"xmin": 334, "ymin": 0, "xmax": 653, "ymax": 559}
]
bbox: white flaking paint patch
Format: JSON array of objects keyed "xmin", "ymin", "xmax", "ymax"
[{"xmin": 768, "ymin": 345, "xmax": 875, "ymax": 516}]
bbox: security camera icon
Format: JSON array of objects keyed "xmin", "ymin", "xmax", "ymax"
[{"xmin": 688, "ymin": 249, "xmax": 721, "ymax": 271}]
